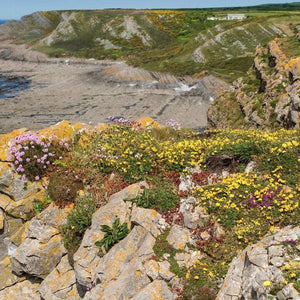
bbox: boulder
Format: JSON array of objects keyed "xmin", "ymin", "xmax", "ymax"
[
  {"xmin": 143, "ymin": 259, "xmax": 175, "ymax": 281},
  {"xmin": 179, "ymin": 197, "xmax": 209, "ymax": 229},
  {"xmin": 166, "ymin": 224, "xmax": 194, "ymax": 250},
  {"xmin": 0, "ymin": 256, "xmax": 25, "ymax": 291},
  {"xmin": 10, "ymin": 203, "xmax": 68, "ymax": 278},
  {"xmin": 217, "ymin": 226, "xmax": 300, "ymax": 300},
  {"xmin": 38, "ymin": 255, "xmax": 81, "ymax": 300},
  {"xmin": 131, "ymin": 205, "xmax": 161, "ymax": 237},
  {"xmin": 174, "ymin": 250, "xmax": 203, "ymax": 269},
  {"xmin": 73, "ymin": 181, "xmax": 148, "ymax": 287},
  {"xmin": 83, "ymin": 226, "xmax": 155, "ymax": 299},
  {"xmin": 0, "ymin": 277, "xmax": 41, "ymax": 300},
  {"xmin": 130, "ymin": 280, "xmax": 175, "ymax": 300},
  {"xmin": 277, "ymin": 283, "xmax": 300, "ymax": 300}
]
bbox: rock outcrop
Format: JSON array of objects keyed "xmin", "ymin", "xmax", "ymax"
[
  {"xmin": 217, "ymin": 226, "xmax": 300, "ymax": 300},
  {"xmin": 208, "ymin": 34, "xmax": 300, "ymax": 129},
  {"xmin": 10, "ymin": 203, "xmax": 69, "ymax": 277}
]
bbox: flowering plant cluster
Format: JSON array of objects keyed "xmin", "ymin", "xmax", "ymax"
[
  {"xmin": 8, "ymin": 131, "xmax": 68, "ymax": 181},
  {"xmin": 165, "ymin": 119, "xmax": 182, "ymax": 131},
  {"xmin": 75, "ymin": 125, "xmax": 159, "ymax": 182}
]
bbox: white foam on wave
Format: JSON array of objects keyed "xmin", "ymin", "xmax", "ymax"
[{"xmin": 174, "ymin": 83, "xmax": 198, "ymax": 92}]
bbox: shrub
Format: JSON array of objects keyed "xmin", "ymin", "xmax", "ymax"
[
  {"xmin": 127, "ymin": 176, "xmax": 180, "ymax": 213},
  {"xmin": 60, "ymin": 197, "xmax": 97, "ymax": 265},
  {"xmin": 47, "ymin": 166, "xmax": 84, "ymax": 207},
  {"xmin": 73, "ymin": 124, "xmax": 159, "ymax": 182}
]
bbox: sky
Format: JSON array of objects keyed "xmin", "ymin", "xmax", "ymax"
[{"xmin": 0, "ymin": 0, "xmax": 298, "ymax": 20}]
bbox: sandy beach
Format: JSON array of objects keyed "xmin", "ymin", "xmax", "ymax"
[{"xmin": 0, "ymin": 39, "xmax": 230, "ymax": 133}]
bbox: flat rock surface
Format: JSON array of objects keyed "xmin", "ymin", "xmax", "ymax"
[{"xmin": 0, "ymin": 40, "xmax": 230, "ymax": 133}]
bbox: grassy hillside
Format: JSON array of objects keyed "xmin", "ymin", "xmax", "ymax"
[{"xmin": 2, "ymin": 9, "xmax": 300, "ymax": 81}]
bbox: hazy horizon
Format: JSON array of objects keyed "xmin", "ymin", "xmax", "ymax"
[{"xmin": 0, "ymin": 0, "xmax": 298, "ymax": 20}]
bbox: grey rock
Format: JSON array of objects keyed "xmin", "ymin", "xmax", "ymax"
[
  {"xmin": 84, "ymin": 225, "xmax": 155, "ymax": 299},
  {"xmin": 130, "ymin": 280, "xmax": 175, "ymax": 300},
  {"xmin": 73, "ymin": 182, "xmax": 148, "ymax": 287},
  {"xmin": 0, "ymin": 277, "xmax": 41, "ymax": 300},
  {"xmin": 217, "ymin": 226, "xmax": 300, "ymax": 300},
  {"xmin": 179, "ymin": 197, "xmax": 209, "ymax": 229},
  {"xmin": 245, "ymin": 161, "xmax": 257, "ymax": 173},
  {"xmin": 38, "ymin": 255, "xmax": 81, "ymax": 300},
  {"xmin": 277, "ymin": 283, "xmax": 300, "ymax": 300},
  {"xmin": 174, "ymin": 250, "xmax": 203, "ymax": 269},
  {"xmin": 247, "ymin": 245, "xmax": 268, "ymax": 268},
  {"xmin": 131, "ymin": 205, "xmax": 161, "ymax": 237},
  {"xmin": 10, "ymin": 203, "xmax": 68, "ymax": 277},
  {"xmin": 166, "ymin": 224, "xmax": 194, "ymax": 250}
]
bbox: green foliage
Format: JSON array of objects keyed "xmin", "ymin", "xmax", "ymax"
[
  {"xmin": 33, "ymin": 200, "xmax": 45, "ymax": 214},
  {"xmin": 14, "ymin": 9, "xmax": 299, "ymax": 79},
  {"xmin": 32, "ymin": 197, "xmax": 53, "ymax": 214},
  {"xmin": 73, "ymin": 125, "xmax": 159, "ymax": 182},
  {"xmin": 95, "ymin": 218, "xmax": 129, "ymax": 252},
  {"xmin": 127, "ymin": 176, "xmax": 180, "ymax": 213},
  {"xmin": 60, "ymin": 197, "xmax": 97, "ymax": 264}
]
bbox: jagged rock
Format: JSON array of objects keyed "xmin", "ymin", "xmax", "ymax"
[
  {"xmin": 6, "ymin": 188, "xmax": 46, "ymax": 220},
  {"xmin": 84, "ymin": 225, "xmax": 155, "ymax": 299},
  {"xmin": 130, "ymin": 280, "xmax": 176, "ymax": 300},
  {"xmin": 0, "ymin": 162, "xmax": 47, "ymax": 221},
  {"xmin": 200, "ymin": 231, "xmax": 211, "ymax": 241},
  {"xmin": 0, "ymin": 193, "xmax": 14, "ymax": 211},
  {"xmin": 5, "ymin": 216, "xmax": 23, "ymax": 236},
  {"xmin": 0, "ymin": 162, "xmax": 45, "ymax": 203},
  {"xmin": 9, "ymin": 221, "xmax": 30, "ymax": 246},
  {"xmin": 179, "ymin": 197, "xmax": 209, "ymax": 229},
  {"xmin": 269, "ymin": 244, "xmax": 285, "ymax": 267},
  {"xmin": 0, "ymin": 277, "xmax": 41, "ymax": 300},
  {"xmin": 166, "ymin": 224, "xmax": 194, "ymax": 250},
  {"xmin": 0, "ymin": 256, "xmax": 25, "ymax": 291},
  {"xmin": 178, "ymin": 175, "xmax": 193, "ymax": 192},
  {"xmin": 213, "ymin": 222, "xmax": 225, "ymax": 240},
  {"xmin": 0, "ymin": 208, "xmax": 4, "ymax": 230},
  {"xmin": 73, "ymin": 182, "xmax": 148, "ymax": 287},
  {"xmin": 285, "ymin": 57, "xmax": 300, "ymax": 82},
  {"xmin": 174, "ymin": 250, "xmax": 203, "ymax": 269},
  {"xmin": 277, "ymin": 283, "xmax": 300, "ymax": 300},
  {"xmin": 144, "ymin": 260, "xmax": 175, "ymax": 281},
  {"xmin": 10, "ymin": 203, "xmax": 68, "ymax": 278},
  {"xmin": 131, "ymin": 205, "xmax": 161, "ymax": 237},
  {"xmin": 217, "ymin": 226, "xmax": 300, "ymax": 300},
  {"xmin": 38, "ymin": 255, "xmax": 81, "ymax": 300}
]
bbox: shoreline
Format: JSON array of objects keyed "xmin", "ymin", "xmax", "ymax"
[{"xmin": 0, "ymin": 40, "xmax": 230, "ymax": 134}]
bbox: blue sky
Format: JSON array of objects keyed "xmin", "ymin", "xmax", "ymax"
[{"xmin": 0, "ymin": 0, "xmax": 298, "ymax": 19}]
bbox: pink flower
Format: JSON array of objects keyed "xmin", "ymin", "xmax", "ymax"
[{"xmin": 35, "ymin": 176, "xmax": 40, "ymax": 181}]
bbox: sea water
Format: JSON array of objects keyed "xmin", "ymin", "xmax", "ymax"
[{"xmin": 0, "ymin": 75, "xmax": 31, "ymax": 99}]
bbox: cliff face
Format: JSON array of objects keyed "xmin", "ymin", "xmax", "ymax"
[
  {"xmin": 0, "ymin": 10, "xmax": 297, "ymax": 78},
  {"xmin": 208, "ymin": 31, "xmax": 300, "ymax": 129}
]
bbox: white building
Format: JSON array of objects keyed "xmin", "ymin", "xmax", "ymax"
[{"xmin": 227, "ymin": 14, "xmax": 246, "ymax": 20}]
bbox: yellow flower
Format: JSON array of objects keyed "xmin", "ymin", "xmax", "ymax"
[
  {"xmin": 290, "ymin": 273, "xmax": 296, "ymax": 278},
  {"xmin": 194, "ymin": 276, "xmax": 199, "ymax": 280},
  {"xmin": 263, "ymin": 281, "xmax": 271, "ymax": 286}
]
